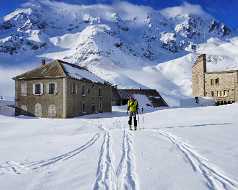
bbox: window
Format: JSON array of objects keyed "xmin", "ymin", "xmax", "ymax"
[
  {"xmin": 72, "ymin": 83, "xmax": 77, "ymax": 94},
  {"xmin": 210, "ymin": 79, "xmax": 214, "ymax": 86},
  {"xmin": 35, "ymin": 84, "xmax": 41, "ymax": 94},
  {"xmin": 21, "ymin": 82, "xmax": 27, "ymax": 96},
  {"xmin": 215, "ymin": 78, "xmax": 219, "ymax": 85},
  {"xmin": 224, "ymin": 90, "xmax": 228, "ymax": 97},
  {"xmin": 35, "ymin": 103, "xmax": 42, "ymax": 117},
  {"xmin": 33, "ymin": 83, "xmax": 43, "ymax": 95},
  {"xmin": 48, "ymin": 104, "xmax": 56, "ymax": 117},
  {"xmin": 87, "ymin": 88, "xmax": 90, "ymax": 94},
  {"xmin": 82, "ymin": 103, "xmax": 86, "ymax": 113},
  {"xmin": 82, "ymin": 85, "xmax": 85, "ymax": 96},
  {"xmin": 98, "ymin": 88, "xmax": 102, "ymax": 97},
  {"xmin": 48, "ymin": 83, "xmax": 56, "ymax": 94},
  {"xmin": 217, "ymin": 91, "xmax": 219, "ymax": 97},
  {"xmin": 211, "ymin": 91, "xmax": 214, "ymax": 97}
]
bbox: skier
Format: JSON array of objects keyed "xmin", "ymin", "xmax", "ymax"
[{"xmin": 127, "ymin": 96, "xmax": 139, "ymax": 130}]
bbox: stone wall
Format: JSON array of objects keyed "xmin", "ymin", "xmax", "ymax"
[
  {"xmin": 192, "ymin": 54, "xmax": 206, "ymax": 97},
  {"xmin": 192, "ymin": 54, "xmax": 238, "ymax": 104},
  {"xmin": 15, "ymin": 78, "xmax": 112, "ymax": 118},
  {"xmin": 65, "ymin": 78, "xmax": 112, "ymax": 118},
  {"xmin": 15, "ymin": 78, "xmax": 64, "ymax": 118},
  {"xmin": 205, "ymin": 71, "xmax": 238, "ymax": 103},
  {"xmin": 235, "ymin": 72, "xmax": 238, "ymax": 102}
]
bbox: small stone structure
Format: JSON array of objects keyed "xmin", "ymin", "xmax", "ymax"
[
  {"xmin": 13, "ymin": 60, "xmax": 112, "ymax": 118},
  {"xmin": 112, "ymin": 87, "xmax": 168, "ymax": 107},
  {"xmin": 192, "ymin": 54, "xmax": 238, "ymax": 105}
]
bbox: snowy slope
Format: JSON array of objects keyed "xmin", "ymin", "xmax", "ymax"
[
  {"xmin": 0, "ymin": 98, "xmax": 15, "ymax": 116},
  {"xmin": 0, "ymin": 0, "xmax": 238, "ymax": 106},
  {"xmin": 0, "ymin": 104, "xmax": 238, "ymax": 190}
]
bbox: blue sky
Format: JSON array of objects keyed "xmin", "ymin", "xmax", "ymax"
[{"xmin": 0, "ymin": 0, "xmax": 237, "ymax": 28}]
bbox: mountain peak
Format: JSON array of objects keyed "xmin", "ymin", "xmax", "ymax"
[{"xmin": 0, "ymin": 1, "xmax": 232, "ymax": 58}]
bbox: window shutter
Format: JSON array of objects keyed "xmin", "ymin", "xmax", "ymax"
[
  {"xmin": 46, "ymin": 83, "xmax": 49, "ymax": 94},
  {"xmin": 33, "ymin": 84, "xmax": 35, "ymax": 95},
  {"xmin": 55, "ymin": 83, "xmax": 57, "ymax": 94},
  {"xmin": 40, "ymin": 83, "xmax": 44, "ymax": 95}
]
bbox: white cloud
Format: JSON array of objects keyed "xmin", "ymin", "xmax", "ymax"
[
  {"xmin": 160, "ymin": 2, "xmax": 212, "ymax": 19},
  {"xmin": 0, "ymin": 67, "xmax": 26, "ymax": 98},
  {"xmin": 112, "ymin": 1, "xmax": 153, "ymax": 21}
]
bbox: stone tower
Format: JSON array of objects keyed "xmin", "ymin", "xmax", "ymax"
[{"xmin": 192, "ymin": 54, "xmax": 206, "ymax": 97}]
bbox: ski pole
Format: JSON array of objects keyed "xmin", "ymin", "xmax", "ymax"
[{"xmin": 143, "ymin": 115, "xmax": 145, "ymax": 129}]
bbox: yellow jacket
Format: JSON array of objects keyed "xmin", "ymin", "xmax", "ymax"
[{"xmin": 127, "ymin": 99, "xmax": 138, "ymax": 113}]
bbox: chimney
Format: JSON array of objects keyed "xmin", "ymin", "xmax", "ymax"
[{"xmin": 41, "ymin": 59, "xmax": 46, "ymax": 66}]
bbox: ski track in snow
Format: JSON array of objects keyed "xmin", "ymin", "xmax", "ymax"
[
  {"xmin": 0, "ymin": 133, "xmax": 100, "ymax": 175},
  {"xmin": 93, "ymin": 125, "xmax": 139, "ymax": 190},
  {"xmin": 93, "ymin": 130, "xmax": 116, "ymax": 190},
  {"xmin": 4, "ymin": 123, "xmax": 237, "ymax": 190},
  {"xmin": 149, "ymin": 129, "xmax": 238, "ymax": 190},
  {"xmin": 116, "ymin": 129, "xmax": 139, "ymax": 190}
]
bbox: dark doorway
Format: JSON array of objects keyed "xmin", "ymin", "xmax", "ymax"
[{"xmin": 91, "ymin": 105, "xmax": 96, "ymax": 113}]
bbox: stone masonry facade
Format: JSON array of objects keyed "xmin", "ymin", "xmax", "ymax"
[
  {"xmin": 192, "ymin": 54, "xmax": 238, "ymax": 104},
  {"xmin": 14, "ymin": 60, "xmax": 112, "ymax": 118}
]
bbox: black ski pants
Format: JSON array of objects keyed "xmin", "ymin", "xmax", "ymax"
[{"xmin": 128, "ymin": 111, "xmax": 137, "ymax": 127}]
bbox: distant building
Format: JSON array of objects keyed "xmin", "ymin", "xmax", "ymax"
[
  {"xmin": 13, "ymin": 60, "xmax": 112, "ymax": 118},
  {"xmin": 112, "ymin": 87, "xmax": 168, "ymax": 107},
  {"xmin": 192, "ymin": 54, "xmax": 238, "ymax": 105}
]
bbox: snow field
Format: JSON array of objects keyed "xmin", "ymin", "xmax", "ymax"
[{"xmin": 1, "ymin": 104, "xmax": 238, "ymax": 190}]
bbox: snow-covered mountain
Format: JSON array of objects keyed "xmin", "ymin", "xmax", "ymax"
[
  {"xmin": 0, "ymin": 0, "xmax": 238, "ymax": 106},
  {"xmin": 0, "ymin": 1, "xmax": 231, "ymax": 56}
]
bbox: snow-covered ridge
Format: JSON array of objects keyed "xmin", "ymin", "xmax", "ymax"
[
  {"xmin": 3, "ymin": 8, "xmax": 33, "ymax": 22},
  {"xmin": 0, "ymin": 0, "xmax": 237, "ymax": 106},
  {"xmin": 0, "ymin": 0, "xmax": 232, "ymax": 56}
]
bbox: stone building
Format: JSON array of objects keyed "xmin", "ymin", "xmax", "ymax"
[
  {"xmin": 13, "ymin": 60, "xmax": 112, "ymax": 118},
  {"xmin": 192, "ymin": 54, "xmax": 238, "ymax": 104}
]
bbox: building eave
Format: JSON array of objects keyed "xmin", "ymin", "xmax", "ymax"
[
  {"xmin": 206, "ymin": 70, "xmax": 238, "ymax": 74},
  {"xmin": 13, "ymin": 76, "xmax": 66, "ymax": 80}
]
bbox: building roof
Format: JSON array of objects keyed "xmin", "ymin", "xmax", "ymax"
[
  {"xmin": 117, "ymin": 89, "xmax": 161, "ymax": 97},
  {"xmin": 61, "ymin": 61, "xmax": 105, "ymax": 84},
  {"xmin": 13, "ymin": 60, "xmax": 108, "ymax": 85},
  {"xmin": 13, "ymin": 60, "xmax": 65, "ymax": 80},
  {"xmin": 112, "ymin": 88, "xmax": 168, "ymax": 107}
]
